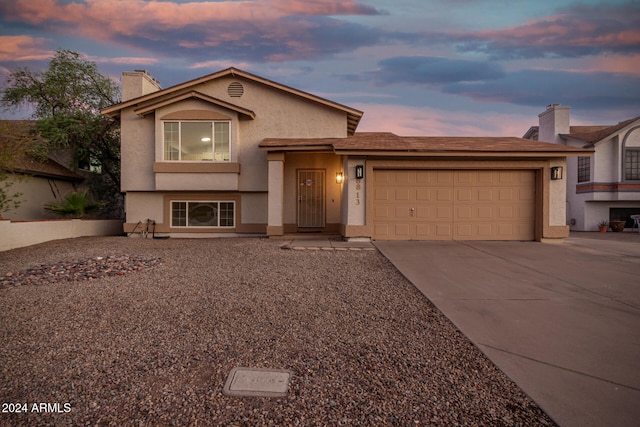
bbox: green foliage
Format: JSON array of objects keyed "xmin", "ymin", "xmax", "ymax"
[
  {"xmin": 1, "ymin": 50, "xmax": 123, "ymax": 218},
  {"xmin": 44, "ymin": 190, "xmax": 102, "ymax": 218},
  {"xmin": 0, "ymin": 172, "xmax": 23, "ymax": 217}
]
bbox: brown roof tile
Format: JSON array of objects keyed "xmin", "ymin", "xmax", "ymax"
[
  {"xmin": 261, "ymin": 132, "xmax": 591, "ymax": 154},
  {"xmin": 562, "ymin": 116, "xmax": 640, "ymax": 145},
  {"xmin": 0, "ymin": 120, "xmax": 83, "ymax": 181}
]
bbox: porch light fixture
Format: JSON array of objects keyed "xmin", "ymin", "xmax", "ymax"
[
  {"xmin": 551, "ymin": 166, "xmax": 563, "ymax": 180},
  {"xmin": 336, "ymin": 171, "xmax": 344, "ymax": 184}
]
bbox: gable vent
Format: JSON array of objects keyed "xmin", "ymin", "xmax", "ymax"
[{"xmin": 227, "ymin": 81, "xmax": 244, "ymax": 98}]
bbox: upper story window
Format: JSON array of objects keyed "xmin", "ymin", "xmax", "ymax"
[
  {"xmin": 163, "ymin": 121, "xmax": 230, "ymax": 161},
  {"xmin": 625, "ymin": 149, "xmax": 640, "ymax": 180},
  {"xmin": 577, "ymin": 156, "xmax": 590, "ymax": 183}
]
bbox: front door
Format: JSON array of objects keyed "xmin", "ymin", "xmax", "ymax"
[{"xmin": 298, "ymin": 170, "xmax": 325, "ymax": 228}]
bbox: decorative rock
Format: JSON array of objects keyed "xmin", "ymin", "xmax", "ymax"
[{"xmin": 0, "ymin": 255, "xmax": 162, "ymax": 288}]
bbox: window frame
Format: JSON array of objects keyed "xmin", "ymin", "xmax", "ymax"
[
  {"xmin": 624, "ymin": 148, "xmax": 640, "ymax": 181},
  {"xmin": 170, "ymin": 200, "xmax": 236, "ymax": 228},
  {"xmin": 163, "ymin": 120, "xmax": 231, "ymax": 162},
  {"xmin": 577, "ymin": 156, "xmax": 590, "ymax": 183}
]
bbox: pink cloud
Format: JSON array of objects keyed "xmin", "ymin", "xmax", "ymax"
[
  {"xmin": 270, "ymin": 0, "xmax": 381, "ymax": 16},
  {"xmin": 460, "ymin": 5, "xmax": 640, "ymax": 59},
  {"xmin": 0, "ymin": 35, "xmax": 52, "ymax": 61},
  {"xmin": 353, "ymin": 103, "xmax": 536, "ymax": 137},
  {"xmin": 0, "ymin": 0, "xmax": 383, "ymax": 62},
  {"xmin": 2, "ymin": 0, "xmax": 380, "ymax": 34}
]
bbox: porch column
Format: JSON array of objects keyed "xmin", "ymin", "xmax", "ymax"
[{"xmin": 267, "ymin": 152, "xmax": 285, "ymax": 236}]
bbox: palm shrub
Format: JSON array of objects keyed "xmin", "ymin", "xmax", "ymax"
[{"xmin": 44, "ymin": 190, "xmax": 102, "ymax": 218}]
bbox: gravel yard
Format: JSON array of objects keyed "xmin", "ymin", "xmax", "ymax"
[{"xmin": 0, "ymin": 236, "xmax": 556, "ymax": 426}]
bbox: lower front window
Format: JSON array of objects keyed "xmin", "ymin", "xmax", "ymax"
[{"xmin": 171, "ymin": 201, "xmax": 235, "ymax": 227}]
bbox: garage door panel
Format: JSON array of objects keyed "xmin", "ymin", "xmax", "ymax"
[
  {"xmin": 394, "ymin": 223, "xmax": 411, "ymax": 236},
  {"xmin": 374, "ymin": 205, "xmax": 391, "ymax": 220},
  {"xmin": 395, "ymin": 206, "xmax": 410, "ymax": 219},
  {"xmin": 437, "ymin": 189, "xmax": 453, "ymax": 201},
  {"xmin": 374, "ymin": 187, "xmax": 390, "ymax": 201},
  {"xmin": 395, "ymin": 188, "xmax": 410, "ymax": 201},
  {"xmin": 394, "ymin": 171, "xmax": 412, "ymax": 185},
  {"xmin": 456, "ymin": 188, "xmax": 473, "ymax": 201},
  {"xmin": 498, "ymin": 206, "xmax": 514, "ymax": 219},
  {"xmin": 416, "ymin": 188, "xmax": 433, "ymax": 201},
  {"xmin": 436, "ymin": 206, "xmax": 452, "ymax": 219},
  {"xmin": 436, "ymin": 171, "xmax": 454, "ymax": 185},
  {"xmin": 373, "ymin": 170, "xmax": 535, "ymax": 241}
]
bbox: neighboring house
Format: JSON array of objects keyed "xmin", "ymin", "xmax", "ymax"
[
  {"xmin": 0, "ymin": 120, "xmax": 85, "ymax": 220},
  {"xmin": 101, "ymin": 68, "xmax": 588, "ymax": 241},
  {"xmin": 524, "ymin": 105, "xmax": 640, "ymax": 231}
]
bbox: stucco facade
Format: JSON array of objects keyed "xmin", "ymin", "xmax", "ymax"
[
  {"xmin": 525, "ymin": 105, "xmax": 640, "ymax": 231},
  {"xmin": 103, "ymin": 68, "xmax": 588, "ymax": 241}
]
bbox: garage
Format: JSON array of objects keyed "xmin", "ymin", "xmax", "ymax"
[{"xmin": 373, "ymin": 169, "xmax": 536, "ymax": 241}]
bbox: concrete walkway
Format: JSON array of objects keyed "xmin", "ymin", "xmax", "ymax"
[
  {"xmin": 280, "ymin": 236, "xmax": 376, "ymax": 251},
  {"xmin": 375, "ymin": 233, "xmax": 640, "ymax": 427}
]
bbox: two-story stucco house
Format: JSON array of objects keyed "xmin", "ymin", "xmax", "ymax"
[
  {"xmin": 101, "ymin": 68, "xmax": 589, "ymax": 241},
  {"xmin": 524, "ymin": 104, "xmax": 640, "ymax": 231}
]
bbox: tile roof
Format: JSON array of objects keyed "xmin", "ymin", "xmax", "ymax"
[
  {"xmin": 561, "ymin": 116, "xmax": 640, "ymax": 145},
  {"xmin": 102, "ymin": 67, "xmax": 363, "ymax": 135},
  {"xmin": 260, "ymin": 132, "xmax": 591, "ymax": 155},
  {"xmin": 0, "ymin": 120, "xmax": 83, "ymax": 181}
]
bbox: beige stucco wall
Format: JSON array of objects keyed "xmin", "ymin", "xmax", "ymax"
[
  {"xmin": 0, "ymin": 219, "xmax": 123, "ymax": 252},
  {"xmin": 2, "ymin": 175, "xmax": 79, "ymax": 220},
  {"xmin": 538, "ymin": 105, "xmax": 570, "ymax": 145},
  {"xmin": 122, "ymin": 71, "xmax": 161, "ymax": 102},
  {"xmin": 548, "ymin": 159, "xmax": 567, "ymax": 226},
  {"xmin": 121, "ymin": 110, "xmax": 156, "ymax": 191},
  {"xmin": 119, "ymin": 74, "xmax": 349, "ymax": 233},
  {"xmin": 123, "ymin": 191, "xmax": 267, "ymax": 234},
  {"xmin": 118, "ymin": 76, "xmax": 348, "ymax": 194},
  {"xmin": 342, "ymin": 158, "xmax": 366, "ymax": 228}
]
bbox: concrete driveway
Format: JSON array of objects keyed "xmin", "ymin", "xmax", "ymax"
[{"xmin": 375, "ymin": 233, "xmax": 640, "ymax": 427}]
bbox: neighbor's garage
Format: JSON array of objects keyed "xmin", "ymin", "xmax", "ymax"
[{"xmin": 373, "ymin": 169, "xmax": 536, "ymax": 240}]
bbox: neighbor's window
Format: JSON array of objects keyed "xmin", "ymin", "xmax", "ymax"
[
  {"xmin": 163, "ymin": 121, "xmax": 230, "ymax": 161},
  {"xmin": 577, "ymin": 156, "xmax": 590, "ymax": 183},
  {"xmin": 78, "ymin": 153, "xmax": 103, "ymax": 174},
  {"xmin": 625, "ymin": 149, "xmax": 640, "ymax": 180},
  {"xmin": 171, "ymin": 201, "xmax": 235, "ymax": 227}
]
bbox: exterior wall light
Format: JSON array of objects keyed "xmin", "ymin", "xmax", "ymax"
[
  {"xmin": 336, "ymin": 171, "xmax": 344, "ymax": 184},
  {"xmin": 551, "ymin": 166, "xmax": 563, "ymax": 180},
  {"xmin": 355, "ymin": 164, "xmax": 364, "ymax": 179}
]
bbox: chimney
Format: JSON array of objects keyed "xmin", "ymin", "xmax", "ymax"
[
  {"xmin": 121, "ymin": 70, "xmax": 161, "ymax": 102},
  {"xmin": 538, "ymin": 104, "xmax": 570, "ymax": 144}
]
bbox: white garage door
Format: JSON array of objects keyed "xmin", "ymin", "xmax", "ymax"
[{"xmin": 373, "ymin": 170, "xmax": 535, "ymax": 240}]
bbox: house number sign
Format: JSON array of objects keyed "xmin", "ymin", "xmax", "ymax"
[{"xmin": 355, "ymin": 179, "xmax": 362, "ymax": 205}]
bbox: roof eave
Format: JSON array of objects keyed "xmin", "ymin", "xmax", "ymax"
[
  {"xmin": 133, "ymin": 91, "xmax": 256, "ymax": 120},
  {"xmin": 333, "ymin": 150, "xmax": 593, "ymax": 158},
  {"xmin": 100, "ymin": 67, "xmax": 363, "ymax": 134}
]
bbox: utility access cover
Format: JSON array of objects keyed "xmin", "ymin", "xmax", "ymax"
[{"xmin": 223, "ymin": 367, "xmax": 292, "ymax": 397}]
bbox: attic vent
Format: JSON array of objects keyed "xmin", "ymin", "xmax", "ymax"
[{"xmin": 228, "ymin": 82, "xmax": 244, "ymax": 98}]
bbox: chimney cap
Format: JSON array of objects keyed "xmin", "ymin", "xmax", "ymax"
[{"xmin": 547, "ymin": 103, "xmax": 560, "ymax": 109}]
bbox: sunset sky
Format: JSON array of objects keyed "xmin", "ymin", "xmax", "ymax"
[{"xmin": 1, "ymin": 0, "xmax": 639, "ymax": 136}]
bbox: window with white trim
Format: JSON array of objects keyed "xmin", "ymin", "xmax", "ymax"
[
  {"xmin": 171, "ymin": 201, "xmax": 235, "ymax": 227},
  {"xmin": 163, "ymin": 121, "xmax": 230, "ymax": 161}
]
